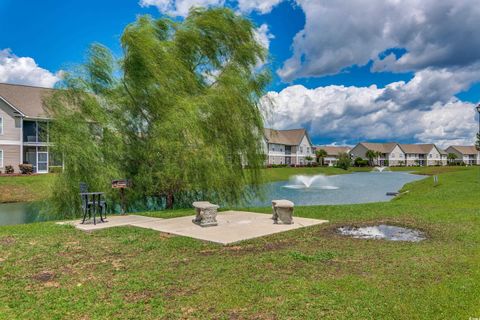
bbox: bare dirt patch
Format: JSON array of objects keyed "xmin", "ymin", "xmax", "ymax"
[
  {"xmin": 32, "ymin": 271, "xmax": 55, "ymax": 282},
  {"xmin": 124, "ymin": 290, "xmax": 155, "ymax": 303},
  {"xmin": 0, "ymin": 236, "xmax": 16, "ymax": 246}
]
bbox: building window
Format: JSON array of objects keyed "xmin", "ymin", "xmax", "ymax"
[
  {"xmin": 0, "ymin": 149, "xmax": 3, "ymax": 168},
  {"xmin": 23, "ymin": 120, "xmax": 37, "ymax": 142},
  {"xmin": 307, "ymin": 147, "xmax": 310, "ymax": 153},
  {"xmin": 300, "ymin": 147, "xmax": 303, "ymax": 153},
  {"xmin": 0, "ymin": 116, "xmax": 3, "ymax": 135}
]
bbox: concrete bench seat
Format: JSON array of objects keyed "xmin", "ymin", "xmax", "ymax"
[
  {"xmin": 272, "ymin": 199, "xmax": 294, "ymax": 224},
  {"xmin": 192, "ymin": 201, "xmax": 219, "ymax": 227}
]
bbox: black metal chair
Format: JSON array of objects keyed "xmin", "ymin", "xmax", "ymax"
[{"xmin": 80, "ymin": 182, "xmax": 107, "ymax": 224}]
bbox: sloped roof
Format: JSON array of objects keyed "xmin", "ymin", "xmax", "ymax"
[
  {"xmin": 314, "ymin": 146, "xmax": 351, "ymax": 156},
  {"xmin": 0, "ymin": 83, "xmax": 54, "ymax": 118},
  {"xmin": 264, "ymin": 128, "xmax": 309, "ymax": 146},
  {"xmin": 399, "ymin": 144, "xmax": 436, "ymax": 154},
  {"xmin": 448, "ymin": 145, "xmax": 479, "ymax": 155},
  {"xmin": 437, "ymin": 148, "xmax": 448, "ymax": 155},
  {"xmin": 359, "ymin": 142, "xmax": 398, "ymax": 154}
]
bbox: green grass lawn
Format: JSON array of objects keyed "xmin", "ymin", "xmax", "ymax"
[
  {"xmin": 0, "ymin": 174, "xmax": 55, "ymax": 203},
  {"xmin": 0, "ymin": 167, "xmax": 479, "ymax": 318}
]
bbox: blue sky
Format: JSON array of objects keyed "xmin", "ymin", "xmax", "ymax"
[
  {"xmin": 0, "ymin": 0, "xmax": 416, "ymax": 91},
  {"xmin": 0, "ymin": 0, "xmax": 479, "ymax": 146}
]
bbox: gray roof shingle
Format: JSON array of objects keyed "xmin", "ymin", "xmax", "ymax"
[
  {"xmin": 0, "ymin": 83, "xmax": 54, "ymax": 118},
  {"xmin": 448, "ymin": 145, "xmax": 479, "ymax": 155},
  {"xmin": 264, "ymin": 128, "xmax": 308, "ymax": 146}
]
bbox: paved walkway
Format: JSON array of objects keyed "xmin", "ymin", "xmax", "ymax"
[{"xmin": 58, "ymin": 211, "xmax": 328, "ymax": 245}]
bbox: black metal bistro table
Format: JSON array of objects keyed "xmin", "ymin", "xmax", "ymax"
[{"xmin": 80, "ymin": 192, "xmax": 107, "ymax": 225}]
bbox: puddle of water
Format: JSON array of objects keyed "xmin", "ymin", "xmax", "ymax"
[{"xmin": 337, "ymin": 224, "xmax": 426, "ymax": 242}]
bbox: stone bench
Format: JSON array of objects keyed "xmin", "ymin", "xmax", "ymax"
[
  {"xmin": 192, "ymin": 201, "xmax": 219, "ymax": 227},
  {"xmin": 271, "ymin": 199, "xmax": 294, "ymax": 224}
]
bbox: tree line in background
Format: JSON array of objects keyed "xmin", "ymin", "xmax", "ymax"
[{"xmin": 46, "ymin": 8, "xmax": 270, "ymax": 218}]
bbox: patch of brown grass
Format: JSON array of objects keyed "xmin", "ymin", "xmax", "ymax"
[
  {"xmin": 0, "ymin": 236, "xmax": 16, "ymax": 245},
  {"xmin": 32, "ymin": 270, "xmax": 55, "ymax": 282}
]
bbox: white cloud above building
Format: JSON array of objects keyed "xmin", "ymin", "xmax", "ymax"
[
  {"xmin": 0, "ymin": 49, "xmax": 60, "ymax": 88},
  {"xmin": 262, "ymin": 74, "xmax": 478, "ymax": 147}
]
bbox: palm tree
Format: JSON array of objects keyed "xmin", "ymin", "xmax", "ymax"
[
  {"xmin": 315, "ymin": 149, "xmax": 328, "ymax": 166},
  {"xmin": 366, "ymin": 149, "xmax": 376, "ymax": 167},
  {"xmin": 447, "ymin": 153, "xmax": 458, "ymax": 165},
  {"xmin": 376, "ymin": 151, "xmax": 383, "ymax": 166}
]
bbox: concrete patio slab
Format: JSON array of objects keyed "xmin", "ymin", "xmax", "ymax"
[
  {"xmin": 58, "ymin": 211, "xmax": 328, "ymax": 244},
  {"xmin": 138, "ymin": 211, "xmax": 328, "ymax": 244}
]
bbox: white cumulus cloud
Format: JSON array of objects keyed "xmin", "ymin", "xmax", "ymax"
[
  {"xmin": 140, "ymin": 0, "xmax": 283, "ymax": 16},
  {"xmin": 254, "ymin": 24, "xmax": 274, "ymax": 49},
  {"xmin": 416, "ymin": 101, "xmax": 477, "ymax": 147},
  {"xmin": 139, "ymin": 0, "xmax": 224, "ymax": 17},
  {"xmin": 263, "ymin": 69, "xmax": 479, "ymax": 147},
  {"xmin": 0, "ymin": 49, "xmax": 60, "ymax": 88},
  {"xmin": 236, "ymin": 0, "xmax": 283, "ymax": 14},
  {"xmin": 278, "ymin": 0, "xmax": 480, "ymax": 81}
]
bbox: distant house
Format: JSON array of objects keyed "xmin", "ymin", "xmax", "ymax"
[
  {"xmin": 313, "ymin": 146, "xmax": 351, "ymax": 166},
  {"xmin": 350, "ymin": 142, "xmax": 448, "ymax": 166},
  {"xmin": 263, "ymin": 128, "xmax": 314, "ymax": 165},
  {"xmin": 0, "ymin": 83, "xmax": 61, "ymax": 173},
  {"xmin": 399, "ymin": 144, "xmax": 447, "ymax": 166},
  {"xmin": 445, "ymin": 146, "xmax": 480, "ymax": 165},
  {"xmin": 349, "ymin": 142, "xmax": 403, "ymax": 166}
]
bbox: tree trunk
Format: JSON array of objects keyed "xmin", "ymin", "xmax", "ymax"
[{"xmin": 166, "ymin": 193, "xmax": 174, "ymax": 210}]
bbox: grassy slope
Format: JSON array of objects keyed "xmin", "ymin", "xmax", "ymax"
[
  {"xmin": 0, "ymin": 167, "xmax": 480, "ymax": 318},
  {"xmin": 0, "ymin": 174, "xmax": 54, "ymax": 203}
]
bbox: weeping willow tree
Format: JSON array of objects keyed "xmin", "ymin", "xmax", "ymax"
[
  {"xmin": 46, "ymin": 8, "xmax": 269, "ymax": 217},
  {"xmin": 45, "ymin": 44, "xmax": 124, "ymax": 218}
]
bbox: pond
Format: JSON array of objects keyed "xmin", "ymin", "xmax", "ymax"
[
  {"xmin": 0, "ymin": 171, "xmax": 426, "ymax": 226},
  {"xmin": 247, "ymin": 171, "xmax": 426, "ymax": 207},
  {"xmin": 0, "ymin": 202, "xmax": 48, "ymax": 226}
]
